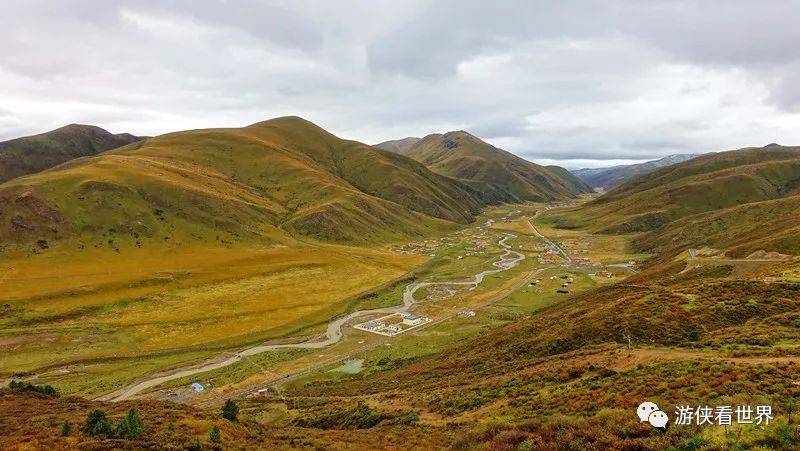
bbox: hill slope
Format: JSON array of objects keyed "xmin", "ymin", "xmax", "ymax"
[
  {"xmin": 554, "ymin": 145, "xmax": 800, "ymax": 257},
  {"xmin": 545, "ymin": 165, "xmax": 595, "ymax": 195},
  {"xmin": 572, "ymin": 153, "xmax": 700, "ymax": 190},
  {"xmin": 374, "ymin": 137, "xmax": 420, "ymax": 154},
  {"xmin": 385, "ymin": 131, "xmax": 592, "ymax": 202},
  {"xmin": 0, "ymin": 124, "xmax": 143, "ymax": 183},
  {"xmin": 0, "ymin": 116, "xmax": 483, "ymax": 251}
]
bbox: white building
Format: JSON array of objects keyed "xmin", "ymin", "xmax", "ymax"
[
  {"xmin": 402, "ymin": 314, "xmax": 427, "ymax": 326},
  {"xmin": 384, "ymin": 324, "xmax": 402, "ymax": 334},
  {"xmin": 359, "ymin": 320, "xmax": 385, "ymax": 331}
]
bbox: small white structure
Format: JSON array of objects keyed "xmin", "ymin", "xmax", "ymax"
[
  {"xmin": 458, "ymin": 310, "xmax": 476, "ymax": 318},
  {"xmin": 402, "ymin": 314, "xmax": 426, "ymax": 326},
  {"xmin": 384, "ymin": 324, "xmax": 402, "ymax": 334},
  {"xmin": 359, "ymin": 320, "xmax": 384, "ymax": 331}
]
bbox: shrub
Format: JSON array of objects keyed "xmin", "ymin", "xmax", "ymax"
[
  {"xmin": 209, "ymin": 425, "xmax": 221, "ymax": 444},
  {"xmin": 8, "ymin": 380, "xmax": 59, "ymax": 397},
  {"xmin": 85, "ymin": 409, "xmax": 114, "ymax": 437},
  {"xmin": 116, "ymin": 408, "xmax": 144, "ymax": 440},
  {"xmin": 60, "ymin": 420, "xmax": 71, "ymax": 437},
  {"xmin": 222, "ymin": 399, "xmax": 239, "ymax": 421},
  {"xmin": 293, "ymin": 403, "xmax": 419, "ymax": 430}
]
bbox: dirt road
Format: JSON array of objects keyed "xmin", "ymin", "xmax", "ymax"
[{"xmin": 99, "ymin": 233, "xmax": 525, "ymax": 402}]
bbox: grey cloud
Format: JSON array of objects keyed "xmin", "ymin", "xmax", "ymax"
[{"xmin": 2, "ymin": 0, "xmax": 800, "ymax": 166}]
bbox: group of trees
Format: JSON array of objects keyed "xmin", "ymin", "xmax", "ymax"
[
  {"xmin": 84, "ymin": 408, "xmax": 144, "ymax": 440},
  {"xmin": 58, "ymin": 400, "xmax": 238, "ymax": 445}
]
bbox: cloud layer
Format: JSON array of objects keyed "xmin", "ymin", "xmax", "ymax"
[{"xmin": 2, "ymin": 0, "xmax": 800, "ymax": 168}]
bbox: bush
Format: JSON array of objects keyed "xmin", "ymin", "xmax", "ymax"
[
  {"xmin": 116, "ymin": 409, "xmax": 144, "ymax": 440},
  {"xmin": 222, "ymin": 399, "xmax": 239, "ymax": 421},
  {"xmin": 84, "ymin": 408, "xmax": 145, "ymax": 440},
  {"xmin": 8, "ymin": 380, "xmax": 59, "ymax": 397},
  {"xmin": 60, "ymin": 420, "xmax": 71, "ymax": 437},
  {"xmin": 209, "ymin": 425, "xmax": 221, "ymax": 444},
  {"xmin": 293, "ymin": 403, "xmax": 418, "ymax": 430},
  {"xmin": 85, "ymin": 409, "xmax": 114, "ymax": 437}
]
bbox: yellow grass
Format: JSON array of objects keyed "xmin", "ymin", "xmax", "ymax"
[
  {"xmin": 0, "ymin": 242, "xmax": 425, "ymax": 374},
  {"xmin": 490, "ymin": 217, "xmax": 536, "ymax": 234}
]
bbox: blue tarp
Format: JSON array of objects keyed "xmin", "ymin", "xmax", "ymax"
[{"xmin": 191, "ymin": 382, "xmax": 205, "ymax": 392}]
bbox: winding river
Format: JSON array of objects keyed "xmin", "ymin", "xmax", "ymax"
[{"xmin": 101, "ymin": 233, "xmax": 525, "ymax": 402}]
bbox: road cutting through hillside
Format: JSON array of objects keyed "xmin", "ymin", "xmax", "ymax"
[{"xmin": 100, "ymin": 233, "xmax": 526, "ymax": 402}]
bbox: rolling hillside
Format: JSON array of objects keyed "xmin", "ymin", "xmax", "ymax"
[
  {"xmin": 572, "ymin": 153, "xmax": 699, "ymax": 190},
  {"xmin": 374, "ymin": 137, "xmax": 420, "ymax": 154},
  {"xmin": 0, "ymin": 124, "xmax": 143, "ymax": 183},
  {"xmin": 0, "ymin": 116, "xmax": 483, "ymax": 251},
  {"xmin": 382, "ymin": 131, "xmax": 592, "ymax": 202},
  {"xmin": 552, "ymin": 145, "xmax": 800, "ymax": 257}
]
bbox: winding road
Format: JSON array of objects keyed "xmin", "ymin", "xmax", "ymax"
[{"xmin": 100, "ymin": 233, "xmax": 525, "ymax": 402}]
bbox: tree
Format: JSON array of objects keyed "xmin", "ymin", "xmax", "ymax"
[
  {"xmin": 85, "ymin": 409, "xmax": 114, "ymax": 437},
  {"xmin": 209, "ymin": 425, "xmax": 221, "ymax": 444},
  {"xmin": 116, "ymin": 408, "xmax": 144, "ymax": 440},
  {"xmin": 60, "ymin": 420, "xmax": 71, "ymax": 437},
  {"xmin": 222, "ymin": 399, "xmax": 239, "ymax": 421},
  {"xmin": 190, "ymin": 436, "xmax": 205, "ymax": 451}
]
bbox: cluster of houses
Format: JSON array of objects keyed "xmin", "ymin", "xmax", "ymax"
[
  {"xmin": 457, "ymin": 309, "xmax": 476, "ymax": 318},
  {"xmin": 392, "ymin": 227, "xmax": 494, "ymax": 259},
  {"xmin": 392, "ymin": 239, "xmax": 448, "ymax": 256},
  {"xmin": 551, "ymin": 274, "xmax": 573, "ymax": 294},
  {"xmin": 354, "ymin": 313, "xmax": 431, "ymax": 336}
]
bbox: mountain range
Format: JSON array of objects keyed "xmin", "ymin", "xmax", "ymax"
[
  {"xmin": 377, "ymin": 131, "xmax": 592, "ymax": 202},
  {"xmin": 571, "ymin": 153, "xmax": 700, "ymax": 190},
  {"xmin": 0, "ymin": 117, "xmax": 590, "ymax": 252}
]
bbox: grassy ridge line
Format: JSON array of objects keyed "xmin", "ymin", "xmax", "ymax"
[{"xmin": 0, "ymin": 116, "xmax": 483, "ymax": 253}]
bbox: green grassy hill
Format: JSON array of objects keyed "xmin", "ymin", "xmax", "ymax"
[
  {"xmin": 551, "ymin": 145, "xmax": 800, "ymax": 257},
  {"xmin": 0, "ymin": 124, "xmax": 142, "ymax": 183},
  {"xmin": 0, "ymin": 116, "xmax": 483, "ymax": 251},
  {"xmin": 383, "ymin": 131, "xmax": 592, "ymax": 202},
  {"xmin": 545, "ymin": 165, "xmax": 595, "ymax": 195}
]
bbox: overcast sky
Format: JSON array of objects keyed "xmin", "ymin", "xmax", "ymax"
[{"xmin": 2, "ymin": 1, "xmax": 800, "ymax": 168}]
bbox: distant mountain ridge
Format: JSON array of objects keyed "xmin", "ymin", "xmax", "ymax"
[
  {"xmin": 0, "ymin": 124, "xmax": 143, "ymax": 183},
  {"xmin": 375, "ymin": 137, "xmax": 420, "ymax": 154},
  {"xmin": 572, "ymin": 153, "xmax": 700, "ymax": 190},
  {"xmin": 556, "ymin": 145, "xmax": 800, "ymax": 258},
  {"xmin": 379, "ymin": 131, "xmax": 592, "ymax": 202}
]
